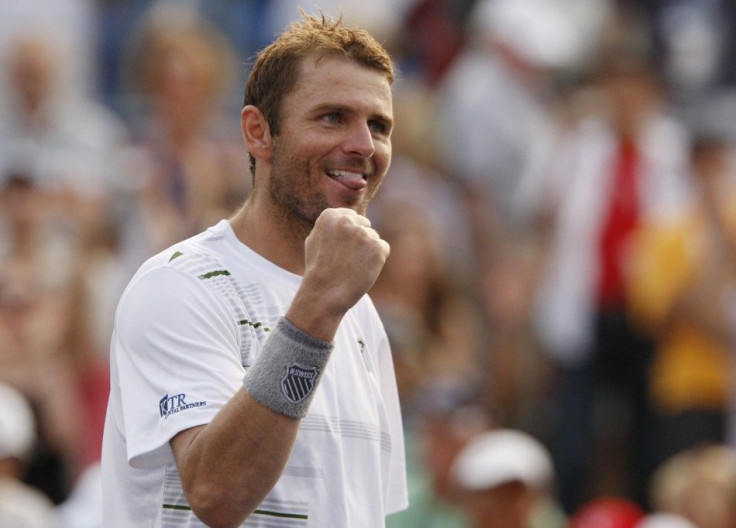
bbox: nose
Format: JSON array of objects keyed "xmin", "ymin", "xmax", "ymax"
[{"xmin": 343, "ymin": 121, "xmax": 375, "ymax": 158}]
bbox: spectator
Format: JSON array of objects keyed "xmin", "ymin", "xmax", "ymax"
[
  {"xmin": 0, "ymin": 0, "xmax": 96, "ymax": 100},
  {"xmin": 530, "ymin": 43, "xmax": 691, "ymax": 510},
  {"xmin": 0, "ymin": 172, "xmax": 82, "ymax": 502},
  {"xmin": 118, "ymin": 2, "xmax": 249, "ymax": 267},
  {"xmin": 475, "ymin": 239, "xmax": 551, "ymax": 429},
  {"xmin": 398, "ymin": 0, "xmax": 471, "ymax": 88},
  {"xmin": 450, "ymin": 428, "xmax": 567, "ymax": 528},
  {"xmin": 0, "ymin": 31, "xmax": 129, "ymax": 207},
  {"xmin": 369, "ymin": 202, "xmax": 482, "ymax": 385},
  {"xmin": 638, "ymin": 513, "xmax": 697, "ymax": 528},
  {"xmin": 627, "ymin": 124, "xmax": 736, "ymax": 474},
  {"xmin": 0, "ymin": 382, "xmax": 60, "ymax": 527},
  {"xmin": 648, "ymin": 444, "xmax": 736, "ymax": 528},
  {"xmin": 387, "ymin": 379, "xmax": 489, "ymax": 528},
  {"xmin": 434, "ymin": 0, "xmax": 589, "ymax": 247},
  {"xmin": 0, "ymin": 164, "xmax": 111, "ymax": 498}
]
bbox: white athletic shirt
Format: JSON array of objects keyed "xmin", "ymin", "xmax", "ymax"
[{"xmin": 101, "ymin": 220, "xmax": 408, "ymax": 527}]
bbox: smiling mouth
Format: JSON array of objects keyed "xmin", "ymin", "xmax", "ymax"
[{"xmin": 325, "ymin": 169, "xmax": 368, "ymax": 190}]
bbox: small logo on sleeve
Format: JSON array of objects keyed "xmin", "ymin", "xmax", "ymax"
[
  {"xmin": 281, "ymin": 364, "xmax": 319, "ymax": 403},
  {"xmin": 159, "ymin": 393, "xmax": 207, "ymax": 419}
]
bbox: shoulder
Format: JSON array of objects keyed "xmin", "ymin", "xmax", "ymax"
[
  {"xmin": 117, "ymin": 225, "xmax": 237, "ymax": 322},
  {"xmin": 130, "ymin": 222, "xmax": 235, "ymax": 285}
]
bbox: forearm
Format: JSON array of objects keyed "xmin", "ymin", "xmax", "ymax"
[
  {"xmin": 172, "ymin": 317, "xmax": 335, "ymax": 527},
  {"xmin": 172, "ymin": 389, "xmax": 300, "ymax": 527}
]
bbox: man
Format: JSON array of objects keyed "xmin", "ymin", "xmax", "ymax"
[
  {"xmin": 0, "ymin": 382, "xmax": 60, "ymax": 527},
  {"xmin": 450, "ymin": 428, "xmax": 566, "ymax": 528},
  {"xmin": 101, "ymin": 13, "xmax": 408, "ymax": 527},
  {"xmin": 530, "ymin": 48, "xmax": 690, "ymax": 511}
]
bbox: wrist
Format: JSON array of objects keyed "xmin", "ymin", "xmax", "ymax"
[
  {"xmin": 286, "ymin": 289, "xmax": 346, "ymax": 342},
  {"xmin": 243, "ymin": 317, "xmax": 334, "ymax": 419}
]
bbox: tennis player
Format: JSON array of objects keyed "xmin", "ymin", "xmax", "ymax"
[{"xmin": 102, "ymin": 12, "xmax": 407, "ymax": 527}]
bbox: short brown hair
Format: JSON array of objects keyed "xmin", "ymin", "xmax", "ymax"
[{"xmin": 243, "ymin": 12, "xmax": 394, "ymax": 173}]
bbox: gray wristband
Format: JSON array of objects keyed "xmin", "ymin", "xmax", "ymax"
[{"xmin": 243, "ymin": 317, "xmax": 333, "ymax": 419}]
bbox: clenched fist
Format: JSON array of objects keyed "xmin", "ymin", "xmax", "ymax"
[{"xmin": 286, "ymin": 208, "xmax": 390, "ymax": 341}]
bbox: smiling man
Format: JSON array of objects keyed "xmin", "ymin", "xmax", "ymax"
[{"xmin": 101, "ymin": 13, "xmax": 407, "ymax": 528}]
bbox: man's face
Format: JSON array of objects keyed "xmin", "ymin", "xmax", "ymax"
[{"xmin": 266, "ymin": 55, "xmax": 393, "ymax": 225}]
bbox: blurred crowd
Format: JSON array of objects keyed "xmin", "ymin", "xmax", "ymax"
[{"xmin": 2, "ymin": 0, "xmax": 736, "ymax": 526}]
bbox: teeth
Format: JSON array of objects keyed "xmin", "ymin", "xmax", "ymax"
[
  {"xmin": 327, "ymin": 170, "xmax": 366, "ymax": 180},
  {"xmin": 327, "ymin": 170, "xmax": 364, "ymax": 178}
]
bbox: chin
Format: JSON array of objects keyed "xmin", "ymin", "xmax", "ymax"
[{"xmin": 332, "ymin": 192, "xmax": 369, "ymax": 212}]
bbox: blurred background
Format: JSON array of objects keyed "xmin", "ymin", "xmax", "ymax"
[{"xmin": 2, "ymin": 0, "xmax": 736, "ymax": 526}]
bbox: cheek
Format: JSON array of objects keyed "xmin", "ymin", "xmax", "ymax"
[
  {"xmin": 273, "ymin": 137, "xmax": 316, "ymax": 174},
  {"xmin": 371, "ymin": 145, "xmax": 392, "ymax": 185},
  {"xmin": 378, "ymin": 143, "xmax": 392, "ymax": 170}
]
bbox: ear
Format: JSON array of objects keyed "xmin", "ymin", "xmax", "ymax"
[{"xmin": 241, "ymin": 105, "xmax": 272, "ymax": 165}]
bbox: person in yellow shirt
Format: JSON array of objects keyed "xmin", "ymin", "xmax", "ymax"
[{"xmin": 627, "ymin": 127, "xmax": 736, "ymax": 480}]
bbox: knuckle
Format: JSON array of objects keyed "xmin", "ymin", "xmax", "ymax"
[
  {"xmin": 335, "ymin": 215, "xmax": 355, "ymax": 231},
  {"xmin": 321, "ymin": 208, "xmax": 339, "ymax": 221}
]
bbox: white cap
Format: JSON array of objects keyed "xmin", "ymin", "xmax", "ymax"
[
  {"xmin": 0, "ymin": 479, "xmax": 59, "ymax": 528},
  {"xmin": 638, "ymin": 513, "xmax": 697, "ymax": 528},
  {"xmin": 470, "ymin": 0, "xmax": 582, "ymax": 69},
  {"xmin": 0, "ymin": 383, "xmax": 35, "ymax": 462},
  {"xmin": 451, "ymin": 429, "xmax": 554, "ymax": 492}
]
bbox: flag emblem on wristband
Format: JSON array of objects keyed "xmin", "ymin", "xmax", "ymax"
[{"xmin": 282, "ymin": 363, "xmax": 319, "ymax": 403}]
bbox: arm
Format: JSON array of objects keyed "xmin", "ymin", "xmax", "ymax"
[
  {"xmin": 628, "ymin": 217, "xmax": 736, "ymax": 345},
  {"xmin": 669, "ymin": 248, "xmax": 736, "ymax": 345},
  {"xmin": 170, "ymin": 208, "xmax": 389, "ymax": 527},
  {"xmin": 169, "ymin": 391, "xmax": 298, "ymax": 528}
]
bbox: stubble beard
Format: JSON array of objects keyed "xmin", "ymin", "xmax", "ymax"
[
  {"xmin": 268, "ymin": 143, "xmax": 328, "ymax": 241},
  {"xmin": 268, "ymin": 142, "xmax": 376, "ymax": 240}
]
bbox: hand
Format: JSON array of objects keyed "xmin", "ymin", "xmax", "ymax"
[
  {"xmin": 287, "ymin": 208, "xmax": 390, "ymax": 340},
  {"xmin": 304, "ymin": 208, "xmax": 390, "ymax": 313}
]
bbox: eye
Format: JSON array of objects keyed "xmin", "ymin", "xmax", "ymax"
[
  {"xmin": 322, "ymin": 112, "xmax": 341, "ymax": 124},
  {"xmin": 368, "ymin": 120, "xmax": 389, "ymax": 136}
]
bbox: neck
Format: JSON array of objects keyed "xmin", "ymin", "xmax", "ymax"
[{"xmin": 229, "ymin": 194, "xmax": 308, "ymax": 275}]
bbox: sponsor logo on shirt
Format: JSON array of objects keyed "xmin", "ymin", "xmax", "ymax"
[{"xmin": 159, "ymin": 393, "xmax": 207, "ymax": 419}]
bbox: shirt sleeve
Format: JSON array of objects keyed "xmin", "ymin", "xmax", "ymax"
[{"xmin": 113, "ymin": 265, "xmax": 244, "ymax": 469}]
